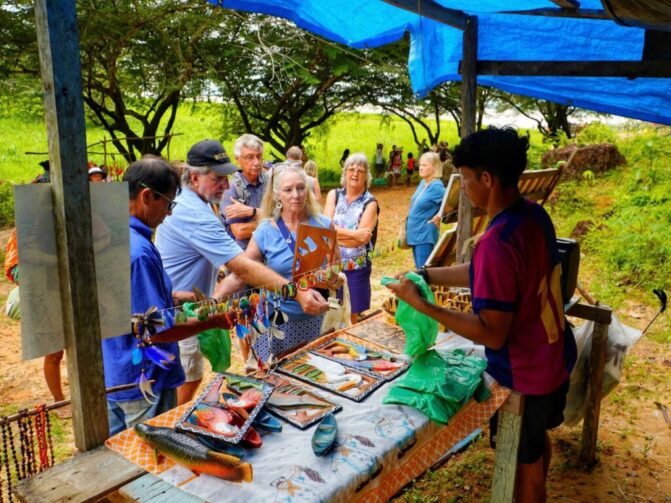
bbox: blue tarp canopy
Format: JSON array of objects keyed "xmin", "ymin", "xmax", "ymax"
[{"xmin": 209, "ymin": 0, "xmax": 671, "ymax": 125}]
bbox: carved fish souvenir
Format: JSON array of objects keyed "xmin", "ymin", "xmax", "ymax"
[
  {"xmin": 134, "ymin": 423, "xmax": 253, "ymax": 483},
  {"xmin": 311, "ymin": 413, "xmax": 337, "ymax": 456},
  {"xmin": 267, "ymin": 391, "xmax": 332, "ymax": 409},
  {"xmin": 189, "ymin": 404, "xmax": 238, "ymax": 437}
]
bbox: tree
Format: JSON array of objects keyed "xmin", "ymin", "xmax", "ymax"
[
  {"xmin": 493, "ymin": 92, "xmax": 577, "ymax": 142},
  {"xmin": 77, "ymin": 1, "xmax": 234, "ymax": 161},
  {"xmin": 206, "ymin": 15, "xmax": 376, "ymax": 154}
]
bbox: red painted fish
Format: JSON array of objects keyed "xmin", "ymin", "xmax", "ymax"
[
  {"xmin": 134, "ymin": 423, "xmax": 253, "ymax": 483},
  {"xmin": 190, "ymin": 404, "xmax": 238, "ymax": 437}
]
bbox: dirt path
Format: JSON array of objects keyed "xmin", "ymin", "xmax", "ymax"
[{"xmin": 1, "ymin": 186, "xmax": 670, "ymax": 501}]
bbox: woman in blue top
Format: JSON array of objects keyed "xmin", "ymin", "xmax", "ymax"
[
  {"xmin": 237, "ymin": 164, "xmax": 339, "ymax": 363},
  {"xmin": 406, "ymin": 152, "xmax": 446, "ymax": 269}
]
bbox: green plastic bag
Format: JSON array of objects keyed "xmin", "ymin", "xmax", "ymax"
[
  {"xmin": 383, "ymin": 386, "xmax": 457, "ymax": 424},
  {"xmin": 181, "ymin": 302, "xmax": 231, "ymax": 373},
  {"xmin": 395, "ymin": 350, "xmax": 487, "ymax": 405},
  {"xmin": 382, "ymin": 271, "xmax": 438, "ymax": 357}
]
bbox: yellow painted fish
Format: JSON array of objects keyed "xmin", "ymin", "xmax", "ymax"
[{"xmin": 134, "ymin": 423, "xmax": 253, "ymax": 483}]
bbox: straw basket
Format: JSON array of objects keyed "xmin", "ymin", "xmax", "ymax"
[{"xmin": 382, "ymin": 287, "xmax": 472, "ymax": 331}]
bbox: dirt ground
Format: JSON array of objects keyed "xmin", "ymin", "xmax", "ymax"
[{"xmin": 1, "ymin": 186, "xmax": 670, "ymax": 502}]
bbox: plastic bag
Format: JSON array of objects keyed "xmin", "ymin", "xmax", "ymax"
[
  {"xmin": 4, "ymin": 286, "xmax": 20, "ymax": 320},
  {"xmin": 384, "ymin": 386, "xmax": 457, "ymax": 424},
  {"xmin": 385, "ymin": 271, "xmax": 439, "ymax": 357},
  {"xmin": 563, "ymin": 314, "xmax": 642, "ymax": 426},
  {"xmin": 384, "ymin": 349, "xmax": 490, "ymax": 423},
  {"xmin": 321, "ymin": 273, "xmax": 351, "ymax": 334},
  {"xmin": 181, "ymin": 302, "xmax": 231, "ymax": 373}
]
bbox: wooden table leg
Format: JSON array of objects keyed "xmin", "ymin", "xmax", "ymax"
[
  {"xmin": 491, "ymin": 391, "xmax": 524, "ymax": 502},
  {"xmin": 580, "ymin": 320, "xmax": 609, "ymax": 467}
]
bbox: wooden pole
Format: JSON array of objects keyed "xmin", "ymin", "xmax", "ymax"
[
  {"xmin": 34, "ymin": 0, "xmax": 108, "ymax": 450},
  {"xmin": 491, "ymin": 391, "xmax": 524, "ymax": 502},
  {"xmin": 580, "ymin": 318, "xmax": 610, "ymax": 466},
  {"xmin": 456, "ymin": 15, "xmax": 477, "ymax": 263}
]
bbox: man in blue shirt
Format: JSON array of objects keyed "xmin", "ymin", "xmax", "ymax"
[
  {"xmin": 220, "ymin": 134, "xmax": 268, "ymax": 249},
  {"xmin": 155, "ymin": 140, "xmax": 328, "ymax": 404},
  {"xmin": 104, "ymin": 157, "xmax": 239, "ymax": 436}
]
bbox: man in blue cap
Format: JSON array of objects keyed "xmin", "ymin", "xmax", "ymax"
[{"xmin": 156, "ymin": 139, "xmax": 328, "ymax": 404}]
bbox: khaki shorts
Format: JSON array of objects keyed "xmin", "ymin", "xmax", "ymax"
[{"xmin": 178, "ymin": 336, "xmax": 204, "ymax": 382}]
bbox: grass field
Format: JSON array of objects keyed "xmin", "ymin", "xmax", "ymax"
[{"xmin": 0, "ymin": 102, "xmax": 469, "ymax": 184}]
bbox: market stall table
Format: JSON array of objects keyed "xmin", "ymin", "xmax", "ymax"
[{"xmin": 106, "ymin": 315, "xmax": 509, "ymax": 503}]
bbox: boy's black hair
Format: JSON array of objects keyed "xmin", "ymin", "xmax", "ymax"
[
  {"xmin": 452, "ymin": 127, "xmax": 529, "ymax": 188},
  {"xmin": 407, "ymin": 152, "xmax": 413, "ymax": 158},
  {"xmin": 123, "ymin": 157, "xmax": 181, "ymax": 199}
]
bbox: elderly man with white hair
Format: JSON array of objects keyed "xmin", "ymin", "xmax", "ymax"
[{"xmin": 220, "ymin": 134, "xmax": 269, "ymax": 249}]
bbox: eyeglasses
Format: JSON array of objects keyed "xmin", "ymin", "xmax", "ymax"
[
  {"xmin": 139, "ymin": 182, "xmax": 177, "ymax": 210},
  {"xmin": 240, "ymin": 152, "xmax": 263, "ymax": 162}
]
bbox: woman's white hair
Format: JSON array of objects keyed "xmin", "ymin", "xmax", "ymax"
[
  {"xmin": 259, "ymin": 162, "xmax": 322, "ymax": 220},
  {"xmin": 340, "ymin": 153, "xmax": 372, "ymax": 189}
]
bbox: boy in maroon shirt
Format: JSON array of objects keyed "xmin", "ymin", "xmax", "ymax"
[{"xmin": 387, "ymin": 127, "xmax": 576, "ymax": 503}]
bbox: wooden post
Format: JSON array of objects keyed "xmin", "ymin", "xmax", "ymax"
[
  {"xmin": 34, "ymin": 0, "xmax": 108, "ymax": 450},
  {"xmin": 491, "ymin": 391, "xmax": 524, "ymax": 502},
  {"xmin": 456, "ymin": 15, "xmax": 477, "ymax": 263},
  {"xmin": 580, "ymin": 319, "xmax": 610, "ymax": 466}
]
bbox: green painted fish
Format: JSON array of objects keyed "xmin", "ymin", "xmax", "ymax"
[{"xmin": 134, "ymin": 423, "xmax": 253, "ymax": 483}]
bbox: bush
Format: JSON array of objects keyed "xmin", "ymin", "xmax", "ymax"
[
  {"xmin": 0, "ymin": 182, "xmax": 15, "ymax": 228},
  {"xmin": 575, "ymin": 122, "xmax": 617, "ymax": 146}
]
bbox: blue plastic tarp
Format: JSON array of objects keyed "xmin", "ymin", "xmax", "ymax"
[{"xmin": 210, "ymin": 0, "xmax": 671, "ymax": 125}]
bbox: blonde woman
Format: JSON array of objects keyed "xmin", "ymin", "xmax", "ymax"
[
  {"xmin": 406, "ymin": 152, "xmax": 445, "ymax": 269},
  {"xmin": 303, "ymin": 159, "xmax": 322, "ymax": 202}
]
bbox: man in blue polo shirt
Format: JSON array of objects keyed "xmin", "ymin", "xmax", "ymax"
[
  {"xmin": 105, "ymin": 157, "xmax": 236, "ymax": 435},
  {"xmin": 220, "ymin": 134, "xmax": 268, "ymax": 250},
  {"xmin": 156, "ymin": 139, "xmax": 328, "ymax": 404}
]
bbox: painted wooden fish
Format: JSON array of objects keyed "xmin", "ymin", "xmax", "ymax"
[
  {"xmin": 268, "ymin": 391, "xmax": 331, "ymax": 409},
  {"xmin": 134, "ymin": 423, "xmax": 253, "ymax": 483},
  {"xmin": 312, "ymin": 413, "xmax": 337, "ymax": 456},
  {"xmin": 189, "ymin": 404, "xmax": 238, "ymax": 437},
  {"xmin": 330, "ymin": 358, "xmax": 403, "ymax": 372},
  {"xmin": 188, "ymin": 434, "xmax": 246, "ymax": 459},
  {"xmin": 222, "ymin": 392, "xmax": 257, "ymax": 411},
  {"xmin": 226, "ymin": 411, "xmax": 263, "ymax": 448}
]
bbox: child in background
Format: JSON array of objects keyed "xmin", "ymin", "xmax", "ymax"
[{"xmin": 406, "ymin": 152, "xmax": 415, "ymax": 186}]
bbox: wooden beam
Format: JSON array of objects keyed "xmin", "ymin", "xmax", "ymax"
[
  {"xmin": 13, "ymin": 447, "xmax": 145, "ymax": 502},
  {"xmin": 566, "ymin": 303, "xmax": 613, "ymax": 325},
  {"xmin": 381, "ymin": 0, "xmax": 468, "ymax": 30},
  {"xmin": 34, "ymin": 0, "xmax": 108, "ymax": 450},
  {"xmin": 580, "ymin": 321, "xmax": 609, "ymax": 467},
  {"xmin": 474, "ymin": 60, "xmax": 671, "ymax": 77},
  {"xmin": 500, "ymin": 8, "xmax": 610, "ymax": 20},
  {"xmin": 491, "ymin": 391, "xmax": 524, "ymax": 502},
  {"xmin": 456, "ymin": 15, "xmax": 477, "ymax": 263}
]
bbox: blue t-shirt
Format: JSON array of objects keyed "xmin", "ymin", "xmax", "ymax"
[
  {"xmin": 155, "ymin": 186, "xmax": 243, "ymax": 295},
  {"xmin": 407, "ymin": 179, "xmax": 445, "ymax": 246},
  {"xmin": 253, "ymin": 215, "xmax": 331, "ymax": 321},
  {"xmin": 220, "ymin": 171, "xmax": 268, "ymax": 249},
  {"xmin": 103, "ymin": 217, "xmax": 184, "ymax": 402}
]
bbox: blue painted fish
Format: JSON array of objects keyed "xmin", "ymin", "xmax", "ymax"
[{"xmin": 134, "ymin": 423, "xmax": 253, "ymax": 483}]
